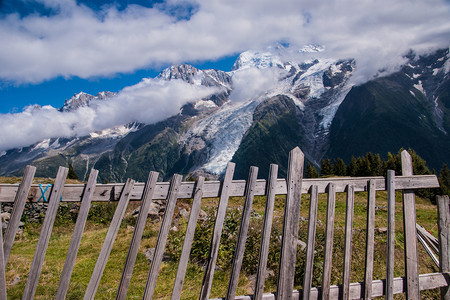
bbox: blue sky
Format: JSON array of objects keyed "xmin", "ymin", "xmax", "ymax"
[
  {"xmin": 0, "ymin": 0, "xmax": 238, "ymax": 113},
  {"xmin": 0, "ymin": 55, "xmax": 238, "ymax": 113},
  {"xmin": 0, "ymin": 0, "xmax": 449, "ymax": 151}
]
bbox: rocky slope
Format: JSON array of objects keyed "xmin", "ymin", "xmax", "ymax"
[{"xmin": 0, "ymin": 46, "xmax": 448, "ymax": 181}]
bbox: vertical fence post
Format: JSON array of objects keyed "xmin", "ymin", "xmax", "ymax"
[
  {"xmin": 302, "ymin": 185, "xmax": 318, "ymax": 300},
  {"xmin": 341, "ymin": 185, "xmax": 355, "ymax": 300},
  {"xmin": 56, "ymin": 169, "xmax": 99, "ymax": 300},
  {"xmin": 386, "ymin": 170, "xmax": 396, "ymax": 300},
  {"xmin": 276, "ymin": 147, "xmax": 304, "ymax": 300},
  {"xmin": 364, "ymin": 180, "xmax": 376, "ymax": 300},
  {"xmin": 321, "ymin": 183, "xmax": 336, "ymax": 299},
  {"xmin": 401, "ymin": 150, "xmax": 420, "ymax": 300},
  {"xmin": 23, "ymin": 166, "xmax": 68, "ymax": 300},
  {"xmin": 199, "ymin": 162, "xmax": 235, "ymax": 300},
  {"xmin": 254, "ymin": 164, "xmax": 278, "ymax": 300},
  {"xmin": 4, "ymin": 165, "xmax": 36, "ymax": 264},
  {"xmin": 171, "ymin": 176, "xmax": 205, "ymax": 300},
  {"xmin": 226, "ymin": 166, "xmax": 258, "ymax": 300},
  {"xmin": 143, "ymin": 174, "xmax": 182, "ymax": 300},
  {"xmin": 437, "ymin": 195, "xmax": 450, "ymax": 300},
  {"xmin": 116, "ymin": 171, "xmax": 159, "ymax": 300}
]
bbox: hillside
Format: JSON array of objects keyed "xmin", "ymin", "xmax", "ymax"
[{"xmin": 0, "ymin": 47, "xmax": 449, "ymax": 181}]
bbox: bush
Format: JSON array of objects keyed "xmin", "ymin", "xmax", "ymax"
[{"xmin": 166, "ymin": 207, "xmax": 283, "ymax": 279}]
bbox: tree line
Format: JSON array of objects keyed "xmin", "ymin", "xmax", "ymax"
[{"xmin": 305, "ymin": 149, "xmax": 450, "ymax": 200}]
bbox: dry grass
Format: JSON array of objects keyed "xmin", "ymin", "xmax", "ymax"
[{"xmin": 3, "ymin": 188, "xmax": 443, "ymax": 299}]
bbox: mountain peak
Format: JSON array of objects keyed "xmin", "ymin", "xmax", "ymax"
[
  {"xmin": 231, "ymin": 50, "xmax": 284, "ymax": 71},
  {"xmin": 60, "ymin": 91, "xmax": 115, "ymax": 112},
  {"xmin": 158, "ymin": 64, "xmax": 201, "ymax": 83}
]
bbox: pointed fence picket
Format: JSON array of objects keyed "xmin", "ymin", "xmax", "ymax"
[{"xmin": 0, "ymin": 146, "xmax": 448, "ymax": 299}]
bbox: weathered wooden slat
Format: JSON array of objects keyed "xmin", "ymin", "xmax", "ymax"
[
  {"xmin": 364, "ymin": 180, "xmax": 376, "ymax": 300},
  {"xmin": 116, "ymin": 172, "xmax": 159, "ymax": 300},
  {"xmin": 210, "ymin": 272, "xmax": 450, "ymax": 300},
  {"xmin": 417, "ymin": 234, "xmax": 439, "ymax": 267},
  {"xmin": 0, "ymin": 204, "xmax": 7, "ymax": 300},
  {"xmin": 227, "ymin": 167, "xmax": 259, "ymax": 300},
  {"xmin": 386, "ymin": 170, "xmax": 395, "ymax": 300},
  {"xmin": 416, "ymin": 223, "xmax": 439, "ymax": 254},
  {"xmin": 56, "ymin": 169, "xmax": 99, "ymax": 300},
  {"xmin": 401, "ymin": 150, "xmax": 420, "ymax": 300},
  {"xmin": 302, "ymin": 185, "xmax": 319, "ymax": 300},
  {"xmin": 0, "ymin": 175, "xmax": 439, "ymax": 203},
  {"xmin": 83, "ymin": 179, "xmax": 135, "ymax": 300},
  {"xmin": 143, "ymin": 174, "xmax": 182, "ymax": 300},
  {"xmin": 437, "ymin": 195, "xmax": 449, "ymax": 300},
  {"xmin": 171, "ymin": 176, "xmax": 205, "ymax": 300},
  {"xmin": 22, "ymin": 166, "xmax": 68, "ymax": 300},
  {"xmin": 277, "ymin": 147, "xmax": 304, "ymax": 300},
  {"xmin": 321, "ymin": 183, "xmax": 336, "ymax": 299},
  {"xmin": 342, "ymin": 184, "xmax": 354, "ymax": 300},
  {"xmin": 3, "ymin": 165, "xmax": 36, "ymax": 264},
  {"xmin": 199, "ymin": 162, "xmax": 235, "ymax": 300},
  {"xmin": 254, "ymin": 164, "xmax": 278, "ymax": 300}
]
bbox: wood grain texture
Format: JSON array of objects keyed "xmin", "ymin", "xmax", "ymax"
[
  {"xmin": 22, "ymin": 166, "xmax": 68, "ymax": 300},
  {"xmin": 386, "ymin": 170, "xmax": 395, "ymax": 300},
  {"xmin": 56, "ymin": 169, "xmax": 99, "ymax": 300},
  {"xmin": 199, "ymin": 162, "xmax": 235, "ymax": 300},
  {"xmin": 364, "ymin": 180, "xmax": 376, "ymax": 300},
  {"xmin": 342, "ymin": 185, "xmax": 354, "ymax": 300},
  {"xmin": 276, "ymin": 147, "xmax": 304, "ymax": 300},
  {"xmin": 226, "ymin": 167, "xmax": 258, "ymax": 300},
  {"xmin": 116, "ymin": 171, "xmax": 159, "ymax": 300},
  {"xmin": 321, "ymin": 183, "xmax": 336, "ymax": 300},
  {"xmin": 143, "ymin": 174, "xmax": 182, "ymax": 300},
  {"xmin": 401, "ymin": 150, "xmax": 420, "ymax": 300},
  {"xmin": 254, "ymin": 164, "xmax": 278, "ymax": 300},
  {"xmin": 171, "ymin": 176, "xmax": 205, "ymax": 300},
  {"xmin": 437, "ymin": 195, "xmax": 450, "ymax": 300},
  {"xmin": 209, "ymin": 272, "xmax": 450, "ymax": 300},
  {"xmin": 3, "ymin": 165, "xmax": 36, "ymax": 264},
  {"xmin": 0, "ymin": 175, "xmax": 439, "ymax": 203},
  {"xmin": 83, "ymin": 179, "xmax": 135, "ymax": 300},
  {"xmin": 302, "ymin": 185, "xmax": 319, "ymax": 300}
]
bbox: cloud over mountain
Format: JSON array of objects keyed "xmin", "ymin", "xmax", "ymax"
[
  {"xmin": 0, "ymin": 0, "xmax": 449, "ymax": 84},
  {"xmin": 0, "ymin": 78, "xmax": 218, "ymax": 152}
]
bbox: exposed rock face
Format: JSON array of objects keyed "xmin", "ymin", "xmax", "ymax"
[{"xmin": 0, "ymin": 47, "xmax": 449, "ymax": 181}]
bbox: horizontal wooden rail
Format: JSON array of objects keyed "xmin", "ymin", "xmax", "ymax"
[
  {"xmin": 0, "ymin": 175, "xmax": 439, "ymax": 203},
  {"xmin": 210, "ymin": 272, "xmax": 450, "ymax": 300}
]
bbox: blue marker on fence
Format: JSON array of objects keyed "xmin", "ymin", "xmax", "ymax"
[
  {"xmin": 37, "ymin": 184, "xmax": 64, "ymax": 202},
  {"xmin": 37, "ymin": 184, "xmax": 51, "ymax": 202}
]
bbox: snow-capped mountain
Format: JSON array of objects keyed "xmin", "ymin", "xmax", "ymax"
[
  {"xmin": 60, "ymin": 91, "xmax": 116, "ymax": 112},
  {"xmin": 0, "ymin": 46, "xmax": 449, "ymax": 181}
]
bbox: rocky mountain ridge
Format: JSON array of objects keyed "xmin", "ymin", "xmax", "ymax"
[{"xmin": 0, "ymin": 46, "xmax": 449, "ymax": 181}]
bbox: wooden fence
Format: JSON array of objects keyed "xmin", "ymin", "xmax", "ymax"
[{"xmin": 0, "ymin": 146, "xmax": 448, "ymax": 299}]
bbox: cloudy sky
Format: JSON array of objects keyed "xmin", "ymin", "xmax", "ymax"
[{"xmin": 0, "ymin": 0, "xmax": 449, "ymax": 151}]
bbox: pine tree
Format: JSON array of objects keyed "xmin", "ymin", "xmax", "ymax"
[
  {"xmin": 320, "ymin": 157, "xmax": 333, "ymax": 176},
  {"xmin": 333, "ymin": 158, "xmax": 347, "ymax": 176},
  {"xmin": 386, "ymin": 152, "xmax": 400, "ymax": 174},
  {"xmin": 370, "ymin": 153, "xmax": 384, "ymax": 176},
  {"xmin": 67, "ymin": 163, "xmax": 79, "ymax": 180},
  {"xmin": 408, "ymin": 148, "xmax": 431, "ymax": 175},
  {"xmin": 356, "ymin": 156, "xmax": 371, "ymax": 176},
  {"xmin": 305, "ymin": 163, "xmax": 319, "ymax": 178},
  {"xmin": 438, "ymin": 164, "xmax": 450, "ymax": 196},
  {"xmin": 347, "ymin": 156, "xmax": 358, "ymax": 177}
]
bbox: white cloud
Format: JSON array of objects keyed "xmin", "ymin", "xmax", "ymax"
[
  {"xmin": 0, "ymin": 78, "xmax": 218, "ymax": 151},
  {"xmin": 230, "ymin": 67, "xmax": 286, "ymax": 102},
  {"xmin": 0, "ymin": 0, "xmax": 448, "ymax": 84}
]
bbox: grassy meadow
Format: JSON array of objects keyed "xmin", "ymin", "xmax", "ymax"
[{"xmin": 0, "ymin": 176, "xmax": 443, "ymax": 299}]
